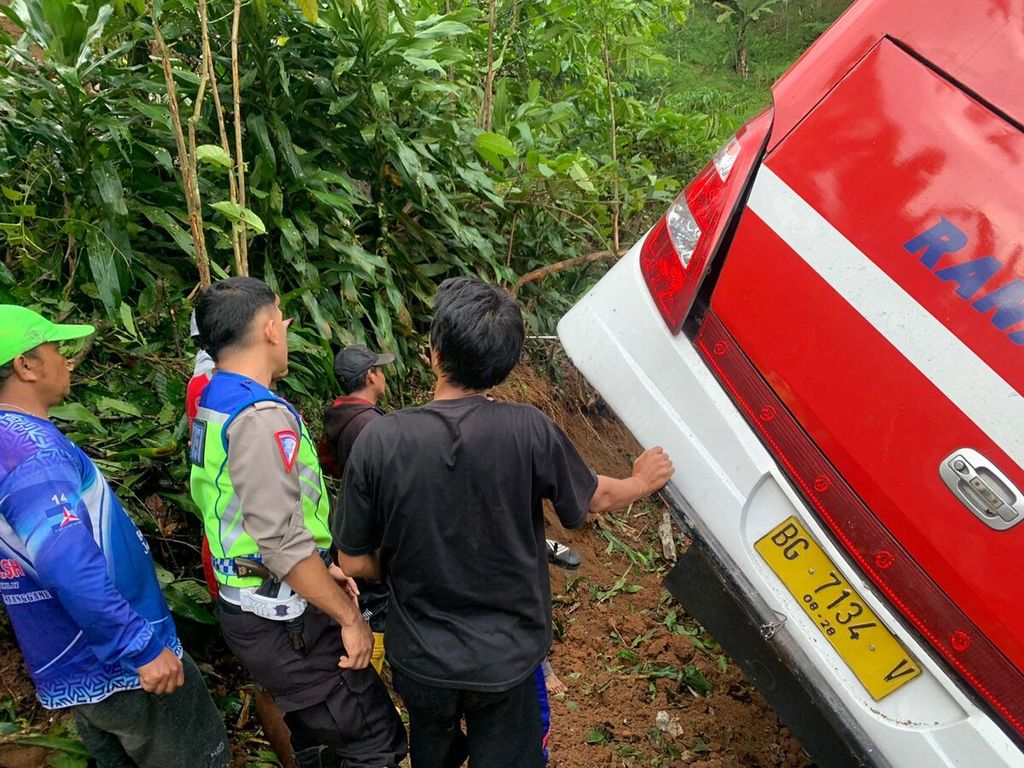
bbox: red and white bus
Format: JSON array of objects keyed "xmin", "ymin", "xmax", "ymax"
[{"xmin": 558, "ymin": 1, "xmax": 1024, "ymax": 765}]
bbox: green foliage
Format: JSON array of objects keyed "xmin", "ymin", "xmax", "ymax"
[
  {"xmin": 1, "ymin": 0, "xmax": 849, "ymax": 657},
  {"xmin": 713, "ymin": 0, "xmax": 789, "ymax": 76},
  {"xmin": 661, "ymin": 0, "xmax": 852, "ymax": 137},
  {"xmin": 0, "ymin": 0, "xmax": 704, "ymax": 438}
]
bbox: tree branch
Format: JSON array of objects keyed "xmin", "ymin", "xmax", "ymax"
[{"xmin": 513, "ymin": 248, "xmax": 627, "ymax": 293}]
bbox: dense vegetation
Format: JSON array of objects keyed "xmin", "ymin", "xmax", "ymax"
[{"xmin": 0, "ymin": 0, "xmax": 851, "ymax": 762}]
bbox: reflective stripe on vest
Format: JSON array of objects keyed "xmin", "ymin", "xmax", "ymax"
[{"xmin": 189, "ymin": 375, "xmax": 332, "ymax": 588}]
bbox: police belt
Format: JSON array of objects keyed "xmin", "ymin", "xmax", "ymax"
[
  {"xmin": 216, "ymin": 549, "xmax": 331, "ymax": 608},
  {"xmin": 212, "ymin": 548, "xmax": 332, "ymax": 578}
]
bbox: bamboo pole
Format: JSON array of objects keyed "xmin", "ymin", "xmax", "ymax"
[
  {"xmin": 231, "ymin": 0, "xmax": 248, "ymax": 275},
  {"xmin": 197, "ymin": 0, "xmax": 244, "ymax": 276},
  {"xmin": 602, "ymin": 28, "xmax": 620, "ymax": 253},
  {"xmin": 154, "ymin": 17, "xmax": 210, "ymax": 288}
]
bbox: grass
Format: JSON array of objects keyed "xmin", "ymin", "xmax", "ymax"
[{"xmin": 654, "ymin": 0, "xmax": 856, "ymax": 143}]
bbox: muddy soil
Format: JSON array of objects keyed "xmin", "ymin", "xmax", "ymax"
[{"xmin": 0, "ymin": 361, "xmax": 812, "ymax": 768}]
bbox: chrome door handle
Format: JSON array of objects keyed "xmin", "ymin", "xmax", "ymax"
[{"xmin": 939, "ymin": 448, "xmax": 1024, "ymax": 531}]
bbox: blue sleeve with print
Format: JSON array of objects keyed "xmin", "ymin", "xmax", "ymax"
[{"xmin": 2, "ymin": 452, "xmax": 165, "ymax": 670}]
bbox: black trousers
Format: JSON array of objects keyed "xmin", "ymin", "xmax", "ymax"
[
  {"xmin": 219, "ymin": 602, "xmax": 407, "ymax": 768},
  {"xmin": 392, "ymin": 669, "xmax": 544, "ymax": 768}
]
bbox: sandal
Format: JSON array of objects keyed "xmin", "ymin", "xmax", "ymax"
[{"xmin": 546, "ymin": 539, "xmax": 581, "ymax": 569}]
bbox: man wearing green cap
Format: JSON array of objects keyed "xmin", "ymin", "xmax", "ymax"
[{"xmin": 0, "ymin": 305, "xmax": 231, "ymax": 768}]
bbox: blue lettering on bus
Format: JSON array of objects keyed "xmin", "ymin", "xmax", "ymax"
[
  {"xmin": 904, "ymin": 219, "xmax": 1024, "ymax": 346},
  {"xmin": 935, "ymin": 257, "xmax": 1003, "ymax": 300},
  {"xmin": 903, "ymin": 217, "xmax": 969, "ymax": 269}
]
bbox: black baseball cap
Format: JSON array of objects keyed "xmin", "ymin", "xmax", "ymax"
[{"xmin": 334, "ymin": 344, "xmax": 395, "ymax": 384}]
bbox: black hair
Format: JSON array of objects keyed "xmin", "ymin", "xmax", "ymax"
[
  {"xmin": 195, "ymin": 277, "xmax": 277, "ymax": 362},
  {"xmin": 0, "ymin": 347, "xmax": 39, "ymax": 395},
  {"xmin": 429, "ymin": 277, "xmax": 524, "ymax": 389},
  {"xmin": 0, "ymin": 360, "xmax": 15, "ymax": 394},
  {"xmin": 340, "ymin": 368, "xmax": 375, "ymax": 396}
]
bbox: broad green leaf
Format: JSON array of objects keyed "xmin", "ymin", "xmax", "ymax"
[
  {"xmin": 15, "ymin": 735, "xmax": 88, "ymax": 757},
  {"xmin": 278, "ymin": 218, "xmax": 303, "ymax": 255},
  {"xmin": 294, "ymin": 211, "xmax": 319, "ymax": 249},
  {"xmin": 209, "ymin": 202, "xmax": 267, "ymax": 235},
  {"xmin": 395, "ymin": 142, "xmax": 423, "ymax": 181},
  {"xmin": 301, "ymin": 292, "xmax": 331, "ymax": 336},
  {"xmin": 515, "ymin": 122, "xmax": 534, "ymax": 151},
  {"xmin": 153, "ymin": 563, "xmax": 174, "ymax": 587},
  {"xmin": 391, "ymin": 0, "xmax": 415, "ymax": 35},
  {"xmin": 295, "ymin": 0, "xmax": 318, "ymax": 23},
  {"xmin": 369, "ymin": 0, "xmax": 388, "ymax": 36},
  {"xmin": 1, "ymin": 185, "xmax": 23, "ymax": 201},
  {"xmin": 91, "ymin": 163, "xmax": 128, "ymax": 218},
  {"xmin": 474, "ymin": 132, "xmax": 517, "ymax": 157},
  {"xmin": 311, "ymin": 189, "xmax": 356, "ymax": 218},
  {"xmin": 568, "ymin": 162, "xmax": 596, "ymax": 192},
  {"xmin": 96, "ymin": 397, "xmax": 143, "ymax": 417},
  {"xmin": 141, "ymin": 207, "xmax": 195, "ymax": 258},
  {"xmin": 49, "ymin": 403, "xmax": 102, "ymax": 431},
  {"xmin": 162, "ymin": 582, "xmax": 216, "ymax": 624},
  {"xmin": 76, "ymin": 4, "xmax": 112, "ymax": 68},
  {"xmin": 473, "ymin": 132, "xmax": 517, "ymax": 169},
  {"xmin": 683, "ymin": 664, "xmax": 712, "ymax": 696},
  {"xmin": 48, "ymin": 749, "xmax": 89, "ymax": 768},
  {"xmin": 415, "ymin": 20, "xmax": 471, "ymax": 39},
  {"xmin": 85, "ymin": 228, "xmax": 121, "ymax": 318},
  {"xmin": 118, "ymin": 302, "xmax": 137, "ymax": 338},
  {"xmin": 0, "ymin": 4, "xmax": 24, "ymax": 33},
  {"xmin": 371, "ymin": 82, "xmax": 389, "ymax": 112},
  {"xmin": 336, "ymin": 242, "xmax": 385, "ymax": 275},
  {"xmin": 195, "ymin": 144, "xmax": 233, "ymax": 169},
  {"xmin": 400, "ymin": 53, "xmax": 446, "ymax": 75}
]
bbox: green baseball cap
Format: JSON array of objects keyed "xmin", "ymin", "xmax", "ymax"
[{"xmin": 0, "ymin": 305, "xmax": 95, "ymax": 366}]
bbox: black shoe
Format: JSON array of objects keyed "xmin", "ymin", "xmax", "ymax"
[{"xmin": 546, "ymin": 539, "xmax": 581, "ymax": 569}]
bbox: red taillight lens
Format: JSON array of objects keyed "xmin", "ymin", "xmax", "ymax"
[
  {"xmin": 697, "ymin": 310, "xmax": 1024, "ymax": 742},
  {"xmin": 641, "ymin": 110, "xmax": 772, "ymax": 334}
]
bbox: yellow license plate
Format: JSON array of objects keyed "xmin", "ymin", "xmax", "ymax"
[{"xmin": 755, "ymin": 517, "xmax": 921, "ymax": 700}]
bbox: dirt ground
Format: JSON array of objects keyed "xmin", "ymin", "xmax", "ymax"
[{"xmin": 0, "ymin": 361, "xmax": 812, "ymax": 768}]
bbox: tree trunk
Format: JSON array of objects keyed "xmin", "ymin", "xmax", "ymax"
[
  {"xmin": 478, "ymin": 0, "xmax": 497, "ymax": 130},
  {"xmin": 602, "ymin": 29, "xmax": 620, "ymax": 253},
  {"xmin": 736, "ymin": 20, "xmax": 749, "ymax": 78}
]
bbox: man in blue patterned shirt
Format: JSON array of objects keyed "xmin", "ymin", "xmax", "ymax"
[{"xmin": 0, "ymin": 305, "xmax": 230, "ymax": 768}]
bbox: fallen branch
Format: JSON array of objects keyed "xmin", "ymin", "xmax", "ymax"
[
  {"xmin": 0, "ymin": 731, "xmax": 46, "ymax": 747},
  {"xmin": 514, "ymin": 248, "xmax": 627, "ymax": 293}
]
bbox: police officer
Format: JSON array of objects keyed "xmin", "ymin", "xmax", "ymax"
[{"xmin": 188, "ymin": 278, "xmax": 407, "ymax": 768}]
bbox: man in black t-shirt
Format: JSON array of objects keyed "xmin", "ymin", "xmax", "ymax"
[{"xmin": 335, "ymin": 277, "xmax": 673, "ymax": 768}]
